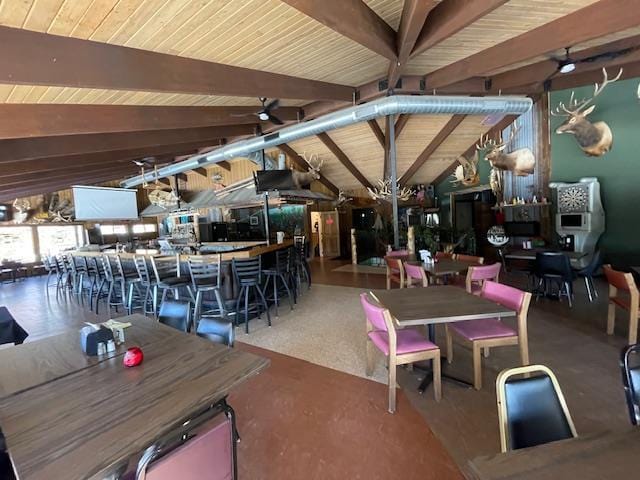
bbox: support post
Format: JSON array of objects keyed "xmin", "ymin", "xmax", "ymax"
[
  {"xmin": 259, "ymin": 149, "xmax": 271, "ymax": 245},
  {"xmin": 408, "ymin": 226, "xmax": 415, "ymax": 256},
  {"xmin": 388, "ymin": 115, "xmax": 399, "ymax": 249},
  {"xmin": 351, "ymin": 228, "xmax": 357, "ymax": 265}
]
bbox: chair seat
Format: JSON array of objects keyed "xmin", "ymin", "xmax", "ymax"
[
  {"xmin": 368, "ymin": 329, "xmax": 438, "ymax": 356},
  {"xmin": 158, "ymin": 277, "xmax": 188, "ymax": 288},
  {"xmin": 450, "ymin": 319, "xmax": 516, "ymax": 341}
]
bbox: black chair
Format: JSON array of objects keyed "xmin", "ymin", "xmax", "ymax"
[
  {"xmin": 100, "ymin": 255, "xmax": 127, "ymax": 313},
  {"xmin": 232, "ymin": 257, "xmax": 270, "ymax": 334},
  {"xmin": 263, "ymin": 249, "xmax": 294, "ymax": 318},
  {"xmin": 496, "ymin": 365, "xmax": 577, "ymax": 452},
  {"xmin": 55, "ymin": 254, "xmax": 73, "ymax": 296},
  {"xmin": 150, "ymin": 256, "xmax": 190, "ymax": 316},
  {"xmin": 197, "ymin": 318, "xmax": 235, "ymax": 347},
  {"xmin": 187, "ymin": 258, "xmax": 226, "ymax": 329},
  {"xmin": 293, "ymin": 235, "xmax": 311, "ymax": 292},
  {"xmin": 42, "ymin": 256, "xmax": 60, "ymax": 290},
  {"xmin": 620, "ymin": 343, "xmax": 640, "ymax": 426},
  {"xmin": 576, "ymin": 250, "xmax": 602, "ymax": 302},
  {"xmin": 533, "ymin": 252, "xmax": 575, "ymax": 307},
  {"xmin": 158, "ymin": 300, "xmax": 192, "ymax": 333}
]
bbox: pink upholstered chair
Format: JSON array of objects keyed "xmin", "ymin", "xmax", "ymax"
[
  {"xmin": 361, "ymin": 293, "xmax": 441, "ymax": 412},
  {"xmin": 386, "ymin": 249, "xmax": 409, "ymax": 257},
  {"xmin": 384, "ymin": 256, "xmax": 405, "ymax": 290},
  {"xmin": 465, "ymin": 262, "xmax": 501, "ymax": 295},
  {"xmin": 445, "ymin": 281, "xmax": 532, "ymax": 390},
  {"xmin": 403, "ymin": 262, "xmax": 429, "ymax": 287}
]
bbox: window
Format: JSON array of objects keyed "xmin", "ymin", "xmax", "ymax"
[
  {"xmin": 100, "ymin": 224, "xmax": 127, "ymax": 235},
  {"xmin": 37, "ymin": 225, "xmax": 85, "ymax": 257},
  {"xmin": 132, "ymin": 224, "xmax": 157, "ymax": 234},
  {"xmin": 0, "ymin": 227, "xmax": 36, "ymax": 263}
]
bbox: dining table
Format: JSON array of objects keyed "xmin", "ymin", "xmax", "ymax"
[
  {"xmin": 468, "ymin": 429, "xmax": 640, "ymax": 479},
  {"xmin": 370, "ymin": 286, "xmax": 516, "ymax": 393},
  {"xmin": 0, "ymin": 307, "xmax": 28, "ymax": 346},
  {"xmin": 0, "ymin": 314, "xmax": 269, "ymax": 480}
]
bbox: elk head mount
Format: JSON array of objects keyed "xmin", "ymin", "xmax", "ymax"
[
  {"xmin": 476, "ymin": 122, "xmax": 535, "ymax": 176},
  {"xmin": 451, "ymin": 151, "xmax": 480, "ymax": 187},
  {"xmin": 292, "ymin": 152, "xmax": 324, "ymax": 189},
  {"xmin": 552, "ymin": 67, "xmax": 623, "ymax": 157}
]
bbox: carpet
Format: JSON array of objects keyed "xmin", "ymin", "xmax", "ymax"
[
  {"xmin": 236, "ymin": 284, "xmax": 389, "ymax": 384},
  {"xmin": 331, "ymin": 264, "xmax": 386, "ymax": 275}
]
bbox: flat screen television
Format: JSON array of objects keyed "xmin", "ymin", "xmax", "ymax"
[
  {"xmin": 254, "ymin": 170, "xmax": 295, "ymax": 193},
  {"xmin": 0, "ymin": 204, "xmax": 12, "ymax": 222}
]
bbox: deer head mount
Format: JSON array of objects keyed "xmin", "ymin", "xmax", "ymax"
[
  {"xmin": 451, "ymin": 151, "xmax": 480, "ymax": 187},
  {"xmin": 476, "ymin": 122, "xmax": 535, "ymax": 176},
  {"xmin": 47, "ymin": 193, "xmax": 74, "ymax": 222},
  {"xmin": 292, "ymin": 152, "xmax": 324, "ymax": 189},
  {"xmin": 552, "ymin": 67, "xmax": 623, "ymax": 157},
  {"xmin": 148, "ymin": 188, "xmax": 180, "ymax": 209},
  {"xmin": 367, "ymin": 179, "xmax": 414, "ymax": 202},
  {"xmin": 12, "ymin": 198, "xmax": 31, "ymax": 224}
]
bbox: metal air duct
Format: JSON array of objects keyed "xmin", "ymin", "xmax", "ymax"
[{"xmin": 121, "ymin": 94, "xmax": 532, "ymax": 188}]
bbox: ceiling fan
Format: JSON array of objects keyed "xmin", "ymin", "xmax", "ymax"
[
  {"xmin": 233, "ymin": 97, "xmax": 284, "ymax": 125},
  {"xmin": 551, "ymin": 46, "xmax": 636, "ymax": 75}
]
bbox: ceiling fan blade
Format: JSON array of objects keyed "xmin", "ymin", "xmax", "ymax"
[
  {"xmin": 268, "ymin": 113, "xmax": 284, "ymax": 125},
  {"xmin": 265, "ymin": 98, "xmax": 280, "ymax": 111}
]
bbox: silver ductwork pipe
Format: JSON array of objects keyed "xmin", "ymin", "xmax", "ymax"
[{"xmin": 121, "ymin": 94, "xmax": 532, "ymax": 188}]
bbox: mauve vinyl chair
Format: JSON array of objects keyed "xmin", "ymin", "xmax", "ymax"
[
  {"xmin": 445, "ymin": 281, "xmax": 532, "ymax": 390},
  {"xmin": 384, "ymin": 256, "xmax": 405, "ymax": 290},
  {"xmin": 604, "ymin": 264, "xmax": 640, "ymax": 345},
  {"xmin": 465, "ymin": 262, "xmax": 502, "ymax": 295},
  {"xmin": 404, "ymin": 262, "xmax": 429, "ymax": 287},
  {"xmin": 361, "ymin": 293, "xmax": 441, "ymax": 413}
]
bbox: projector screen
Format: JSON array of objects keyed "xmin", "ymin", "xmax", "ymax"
[{"xmin": 73, "ymin": 186, "xmax": 139, "ymax": 221}]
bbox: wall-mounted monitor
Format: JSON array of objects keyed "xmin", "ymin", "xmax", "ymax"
[
  {"xmin": 254, "ymin": 170, "xmax": 295, "ymax": 193},
  {"xmin": 73, "ymin": 186, "xmax": 138, "ymax": 221}
]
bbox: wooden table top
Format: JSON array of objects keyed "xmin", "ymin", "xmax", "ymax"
[
  {"xmin": 468, "ymin": 429, "xmax": 640, "ymax": 479},
  {"xmin": 0, "ymin": 317, "xmax": 269, "ymax": 480},
  {"xmin": 410, "ymin": 258, "xmax": 480, "ymax": 277},
  {"xmin": 370, "ymin": 286, "xmax": 516, "ymax": 327},
  {"xmin": 0, "ymin": 315, "xmax": 174, "ymax": 398},
  {"xmin": 504, "ymin": 249, "xmax": 587, "ymax": 261}
]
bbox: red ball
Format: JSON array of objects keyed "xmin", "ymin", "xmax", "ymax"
[{"xmin": 123, "ymin": 346, "xmax": 144, "ymax": 367}]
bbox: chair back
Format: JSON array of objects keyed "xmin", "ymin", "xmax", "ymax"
[
  {"xmin": 384, "ymin": 256, "xmax": 403, "ymax": 272},
  {"xmin": 56, "ymin": 254, "xmax": 69, "ymax": 273},
  {"xmin": 158, "ymin": 300, "xmax": 192, "ymax": 333},
  {"xmin": 85, "ymin": 256, "xmax": 99, "ymax": 276},
  {"xmin": 497, "ymin": 365, "xmax": 577, "ymax": 452},
  {"xmin": 386, "ymin": 249, "xmax": 408, "ymax": 258},
  {"xmin": 481, "ymin": 280, "xmax": 529, "ymax": 314},
  {"xmin": 135, "ymin": 402, "xmax": 235, "ymax": 480},
  {"xmin": 435, "ymin": 251, "xmax": 453, "ymax": 260},
  {"xmin": 620, "ymin": 343, "xmax": 640, "ymax": 425},
  {"xmin": 188, "ymin": 258, "xmax": 222, "ymax": 290},
  {"xmin": 151, "ymin": 256, "xmax": 180, "ymax": 283},
  {"xmin": 273, "ymin": 249, "xmax": 290, "ymax": 274},
  {"xmin": 42, "ymin": 256, "xmax": 55, "ymax": 273},
  {"xmin": 67, "ymin": 254, "xmax": 78, "ymax": 274},
  {"xmin": 456, "ymin": 254, "xmax": 484, "ymax": 264},
  {"xmin": 403, "ymin": 262, "xmax": 428, "ymax": 287},
  {"xmin": 134, "ymin": 256, "xmax": 152, "ymax": 285},
  {"xmin": 101, "ymin": 255, "xmax": 115, "ymax": 282},
  {"xmin": 467, "ymin": 263, "xmax": 501, "ymax": 293},
  {"xmin": 603, "ymin": 264, "xmax": 637, "ymax": 293},
  {"xmin": 535, "ymin": 252, "xmax": 572, "ymax": 281},
  {"xmin": 580, "ymin": 250, "xmax": 602, "ymax": 276},
  {"xmin": 197, "ymin": 318, "xmax": 235, "ymax": 347},
  {"xmin": 360, "ymin": 293, "xmax": 393, "ymax": 332},
  {"xmin": 115, "ymin": 255, "xmax": 128, "ymax": 279},
  {"xmin": 232, "ymin": 257, "xmax": 262, "ymax": 285}
]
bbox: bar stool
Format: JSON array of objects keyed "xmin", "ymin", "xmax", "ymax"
[
  {"xmin": 101, "ymin": 255, "xmax": 127, "ymax": 313},
  {"xmin": 232, "ymin": 257, "xmax": 270, "ymax": 334},
  {"xmin": 150, "ymin": 256, "xmax": 190, "ymax": 316},
  {"xmin": 293, "ymin": 236, "xmax": 311, "ymax": 292},
  {"xmin": 263, "ymin": 249, "xmax": 294, "ymax": 318},
  {"xmin": 187, "ymin": 258, "xmax": 226, "ymax": 330},
  {"xmin": 131, "ymin": 256, "xmax": 156, "ymax": 316},
  {"xmin": 42, "ymin": 256, "xmax": 60, "ymax": 290},
  {"xmin": 67, "ymin": 254, "xmax": 88, "ymax": 297},
  {"xmin": 87, "ymin": 256, "xmax": 106, "ymax": 313},
  {"xmin": 55, "ymin": 254, "xmax": 72, "ymax": 297}
]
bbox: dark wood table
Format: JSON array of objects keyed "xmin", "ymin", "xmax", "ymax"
[
  {"xmin": 422, "ymin": 258, "xmax": 481, "ymax": 278},
  {"xmin": 0, "ymin": 315, "xmax": 269, "ymax": 480},
  {"xmin": 371, "ymin": 286, "xmax": 516, "ymax": 391},
  {"xmin": 468, "ymin": 429, "xmax": 640, "ymax": 479}
]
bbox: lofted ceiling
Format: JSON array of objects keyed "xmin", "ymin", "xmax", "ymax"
[{"xmin": 0, "ymin": 0, "xmax": 639, "ymax": 201}]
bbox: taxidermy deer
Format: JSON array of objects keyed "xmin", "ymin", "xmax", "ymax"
[
  {"xmin": 451, "ymin": 151, "xmax": 480, "ymax": 187},
  {"xmin": 12, "ymin": 198, "xmax": 31, "ymax": 224},
  {"xmin": 552, "ymin": 67, "xmax": 623, "ymax": 157},
  {"xmin": 292, "ymin": 152, "xmax": 324, "ymax": 188},
  {"xmin": 476, "ymin": 123, "xmax": 535, "ymax": 176}
]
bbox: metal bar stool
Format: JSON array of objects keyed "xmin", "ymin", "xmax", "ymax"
[
  {"xmin": 42, "ymin": 256, "xmax": 60, "ymax": 290},
  {"xmin": 101, "ymin": 255, "xmax": 127, "ymax": 313},
  {"xmin": 263, "ymin": 249, "xmax": 294, "ymax": 318},
  {"xmin": 149, "ymin": 255, "xmax": 190, "ymax": 317},
  {"xmin": 55, "ymin": 254, "xmax": 72, "ymax": 297},
  {"xmin": 132, "ymin": 256, "xmax": 156, "ymax": 316},
  {"xmin": 187, "ymin": 257, "xmax": 226, "ymax": 330},
  {"xmin": 232, "ymin": 256, "xmax": 270, "ymax": 334},
  {"xmin": 293, "ymin": 235, "xmax": 311, "ymax": 292}
]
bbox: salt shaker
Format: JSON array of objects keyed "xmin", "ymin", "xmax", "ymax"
[{"xmin": 107, "ymin": 340, "xmax": 116, "ymax": 353}]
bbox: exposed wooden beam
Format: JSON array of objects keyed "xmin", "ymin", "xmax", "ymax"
[
  {"xmin": 0, "ymin": 125, "xmax": 254, "ymax": 162},
  {"xmin": 217, "ymin": 161, "xmax": 232, "ymax": 171},
  {"xmin": 0, "ymin": 104, "xmax": 281, "ymax": 139},
  {"xmin": 425, "ymin": 0, "xmax": 640, "ymax": 89},
  {"xmin": 277, "ymin": 143, "xmax": 339, "ymax": 195},
  {"xmin": 388, "ymin": 0, "xmax": 437, "ymax": 87},
  {"xmin": 0, "ymin": 164, "xmax": 140, "ymax": 189},
  {"xmin": 367, "ymin": 120, "xmax": 386, "ymax": 149},
  {"xmin": 430, "ymin": 114, "xmax": 518, "ymax": 185},
  {"xmin": 394, "ymin": 114, "xmax": 410, "ymax": 140},
  {"xmin": 316, "ymin": 132, "xmax": 373, "ymax": 189},
  {"xmin": 400, "ymin": 115, "xmax": 466, "ymax": 185},
  {"xmin": 280, "ymin": 0, "xmax": 397, "ymax": 60},
  {"xmin": 412, "ymin": 0, "xmax": 508, "ymax": 57},
  {"xmin": 175, "ymin": 173, "xmax": 188, "ymax": 182},
  {"xmin": 491, "ymin": 34, "xmax": 640, "ymax": 92},
  {"xmin": 193, "ymin": 168, "xmax": 209, "ymax": 178},
  {"xmin": 0, "ymin": 26, "xmax": 353, "ymax": 102},
  {"xmin": 548, "ymin": 59, "xmax": 640, "ymax": 92}
]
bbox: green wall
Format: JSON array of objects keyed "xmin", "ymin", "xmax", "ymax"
[
  {"xmin": 435, "ymin": 151, "xmax": 492, "ymax": 198},
  {"xmin": 550, "ymin": 76, "xmax": 640, "ymax": 255}
]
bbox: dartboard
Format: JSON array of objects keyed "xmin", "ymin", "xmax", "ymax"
[{"xmin": 558, "ymin": 185, "xmax": 589, "ymax": 213}]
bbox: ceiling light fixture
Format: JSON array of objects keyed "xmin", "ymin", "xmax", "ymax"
[{"xmin": 558, "ymin": 47, "xmax": 576, "ymax": 74}]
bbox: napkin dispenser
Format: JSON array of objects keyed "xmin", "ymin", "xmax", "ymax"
[{"xmin": 80, "ymin": 326, "xmax": 114, "ymax": 356}]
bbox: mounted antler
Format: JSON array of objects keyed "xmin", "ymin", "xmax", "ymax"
[
  {"xmin": 476, "ymin": 121, "xmax": 535, "ymax": 176},
  {"xmin": 553, "ymin": 67, "xmax": 623, "ymax": 156},
  {"xmin": 367, "ymin": 178, "xmax": 413, "ymax": 202},
  {"xmin": 292, "ymin": 151, "xmax": 324, "ymax": 188},
  {"xmin": 451, "ymin": 152, "xmax": 480, "ymax": 187}
]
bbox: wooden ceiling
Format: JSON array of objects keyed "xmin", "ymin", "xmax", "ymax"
[{"xmin": 1, "ymin": 0, "xmax": 639, "ymax": 201}]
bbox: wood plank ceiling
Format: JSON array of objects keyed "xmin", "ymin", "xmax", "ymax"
[{"xmin": 0, "ymin": 0, "xmax": 639, "ymax": 201}]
